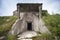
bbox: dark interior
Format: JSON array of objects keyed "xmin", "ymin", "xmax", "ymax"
[{"xmin": 27, "ymin": 22, "xmax": 32, "ymax": 30}]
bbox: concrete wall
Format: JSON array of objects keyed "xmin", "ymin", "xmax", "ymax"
[
  {"xmin": 10, "ymin": 12, "xmax": 40, "ymax": 34},
  {"xmin": 10, "ymin": 12, "xmax": 50, "ymax": 35}
]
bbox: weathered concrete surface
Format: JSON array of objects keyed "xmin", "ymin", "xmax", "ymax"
[
  {"xmin": 9, "ymin": 19, "xmax": 25, "ymax": 34},
  {"xmin": 9, "ymin": 18, "xmax": 50, "ymax": 35},
  {"xmin": 39, "ymin": 19, "xmax": 51, "ymax": 34},
  {"xmin": 0, "ymin": 36, "xmax": 5, "ymax": 40},
  {"xmin": 18, "ymin": 39, "xmax": 32, "ymax": 40},
  {"xmin": 17, "ymin": 31, "xmax": 41, "ymax": 40}
]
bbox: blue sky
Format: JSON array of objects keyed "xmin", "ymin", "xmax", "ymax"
[{"xmin": 0, "ymin": 0, "xmax": 60, "ymax": 16}]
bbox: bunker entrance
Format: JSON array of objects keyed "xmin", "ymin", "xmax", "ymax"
[{"xmin": 27, "ymin": 22, "xmax": 32, "ymax": 30}]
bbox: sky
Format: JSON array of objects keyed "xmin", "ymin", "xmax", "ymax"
[{"xmin": 0, "ymin": 0, "xmax": 60, "ymax": 16}]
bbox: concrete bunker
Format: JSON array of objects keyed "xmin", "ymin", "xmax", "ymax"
[{"xmin": 10, "ymin": 3, "xmax": 50, "ymax": 35}]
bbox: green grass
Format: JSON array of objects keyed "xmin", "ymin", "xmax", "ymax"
[
  {"xmin": 42, "ymin": 14, "xmax": 60, "ymax": 40},
  {"xmin": 5, "ymin": 34, "xmax": 17, "ymax": 40},
  {"xmin": 0, "ymin": 16, "xmax": 17, "ymax": 36},
  {"xmin": 32, "ymin": 33, "xmax": 52, "ymax": 40}
]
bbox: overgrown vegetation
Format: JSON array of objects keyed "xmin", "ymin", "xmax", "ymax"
[
  {"xmin": 32, "ymin": 33, "xmax": 55, "ymax": 40},
  {"xmin": 0, "ymin": 16, "xmax": 17, "ymax": 36},
  {"xmin": 42, "ymin": 10, "xmax": 60, "ymax": 40},
  {"xmin": 5, "ymin": 34, "xmax": 17, "ymax": 40}
]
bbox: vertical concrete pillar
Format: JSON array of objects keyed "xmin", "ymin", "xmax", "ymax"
[
  {"xmin": 38, "ymin": 4, "xmax": 42, "ymax": 32},
  {"xmin": 17, "ymin": 4, "xmax": 20, "ymax": 19},
  {"xmin": 39, "ymin": 4, "xmax": 42, "ymax": 19}
]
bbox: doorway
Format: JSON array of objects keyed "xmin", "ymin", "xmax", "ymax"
[{"xmin": 27, "ymin": 22, "xmax": 32, "ymax": 30}]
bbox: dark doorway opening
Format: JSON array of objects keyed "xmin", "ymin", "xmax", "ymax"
[{"xmin": 27, "ymin": 22, "xmax": 32, "ymax": 30}]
